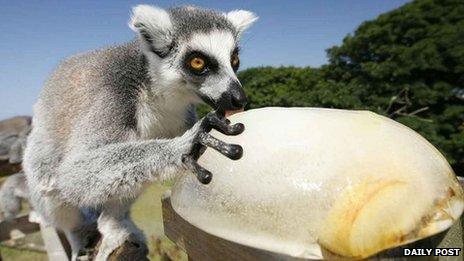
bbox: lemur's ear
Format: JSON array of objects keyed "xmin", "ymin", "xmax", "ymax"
[
  {"xmin": 225, "ymin": 10, "xmax": 258, "ymax": 37},
  {"xmin": 129, "ymin": 5, "xmax": 174, "ymax": 58}
]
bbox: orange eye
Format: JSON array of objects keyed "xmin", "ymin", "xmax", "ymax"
[
  {"xmin": 190, "ymin": 57, "xmax": 205, "ymax": 71},
  {"xmin": 231, "ymin": 54, "xmax": 240, "ymax": 70}
]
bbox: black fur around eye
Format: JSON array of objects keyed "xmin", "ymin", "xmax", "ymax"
[{"xmin": 184, "ymin": 51, "xmax": 218, "ymax": 76}]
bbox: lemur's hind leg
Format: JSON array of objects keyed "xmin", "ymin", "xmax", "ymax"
[
  {"xmin": 64, "ymin": 212, "xmax": 100, "ymax": 260},
  {"xmin": 30, "ymin": 193, "xmax": 98, "ymax": 261},
  {"xmin": 54, "ymin": 207, "xmax": 94, "ymax": 261},
  {"xmin": 95, "ymin": 201, "xmax": 147, "ymax": 261}
]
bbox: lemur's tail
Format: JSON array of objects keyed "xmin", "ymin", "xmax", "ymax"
[{"xmin": 0, "ymin": 172, "xmax": 29, "ymax": 221}]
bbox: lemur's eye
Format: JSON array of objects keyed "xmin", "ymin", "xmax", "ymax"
[
  {"xmin": 190, "ymin": 57, "xmax": 205, "ymax": 71},
  {"xmin": 187, "ymin": 54, "xmax": 208, "ymax": 75},
  {"xmin": 231, "ymin": 53, "xmax": 240, "ymax": 72},
  {"xmin": 185, "ymin": 51, "xmax": 218, "ymax": 76}
]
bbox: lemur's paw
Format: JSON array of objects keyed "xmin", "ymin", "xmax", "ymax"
[
  {"xmin": 94, "ymin": 237, "xmax": 147, "ymax": 261},
  {"xmin": 108, "ymin": 240, "xmax": 149, "ymax": 261},
  {"xmin": 183, "ymin": 111, "xmax": 244, "ymax": 184}
]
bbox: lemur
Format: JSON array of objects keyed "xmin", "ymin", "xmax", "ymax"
[{"xmin": 23, "ymin": 5, "xmax": 257, "ymax": 260}]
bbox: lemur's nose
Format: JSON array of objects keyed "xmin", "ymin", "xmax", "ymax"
[
  {"xmin": 216, "ymin": 80, "xmax": 248, "ymax": 112},
  {"xmin": 229, "ymin": 81, "xmax": 248, "ymax": 109}
]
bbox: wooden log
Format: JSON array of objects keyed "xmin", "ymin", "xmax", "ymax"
[
  {"xmin": 0, "ymin": 161, "xmax": 21, "ymax": 177},
  {"xmin": 0, "ymin": 214, "xmax": 40, "ymax": 242}
]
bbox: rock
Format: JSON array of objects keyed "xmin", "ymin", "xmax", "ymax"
[
  {"xmin": 0, "ymin": 116, "xmax": 31, "ymax": 135},
  {"xmin": 0, "ymin": 116, "xmax": 32, "ymax": 176}
]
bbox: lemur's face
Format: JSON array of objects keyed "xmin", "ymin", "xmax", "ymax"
[
  {"xmin": 130, "ymin": 5, "xmax": 258, "ymax": 112},
  {"xmin": 175, "ymin": 30, "xmax": 245, "ymax": 111}
]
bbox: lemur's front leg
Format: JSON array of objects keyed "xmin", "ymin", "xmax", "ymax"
[
  {"xmin": 93, "ymin": 111, "xmax": 243, "ymax": 260},
  {"xmin": 182, "ymin": 110, "xmax": 244, "ymax": 184}
]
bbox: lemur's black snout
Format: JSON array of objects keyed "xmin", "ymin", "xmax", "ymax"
[
  {"xmin": 217, "ymin": 80, "xmax": 248, "ymax": 111},
  {"xmin": 230, "ymin": 84, "xmax": 248, "ymax": 109}
]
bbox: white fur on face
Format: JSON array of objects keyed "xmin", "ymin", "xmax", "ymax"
[
  {"xmin": 188, "ymin": 30, "xmax": 237, "ymax": 77},
  {"xmin": 188, "ymin": 30, "xmax": 236, "ymax": 69},
  {"xmin": 184, "ymin": 30, "xmax": 238, "ymax": 100}
]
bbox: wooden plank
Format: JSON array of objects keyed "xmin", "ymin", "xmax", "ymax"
[
  {"xmin": 0, "ymin": 161, "xmax": 22, "ymax": 177},
  {"xmin": 40, "ymin": 224, "xmax": 71, "ymax": 261},
  {"xmin": 0, "ymin": 214, "xmax": 40, "ymax": 242}
]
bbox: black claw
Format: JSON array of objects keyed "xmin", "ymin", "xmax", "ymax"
[
  {"xmin": 215, "ymin": 109, "xmax": 226, "ymax": 118},
  {"xmin": 182, "ymin": 154, "xmax": 213, "ymax": 184},
  {"xmin": 229, "ymin": 123, "xmax": 245, "ymax": 135},
  {"xmin": 224, "ymin": 144, "xmax": 243, "ymax": 160},
  {"xmin": 196, "ymin": 168, "xmax": 212, "ymax": 184},
  {"xmin": 205, "ymin": 112, "xmax": 244, "ymax": 136},
  {"xmin": 184, "ymin": 110, "xmax": 245, "ymax": 185},
  {"xmin": 199, "ymin": 132, "xmax": 243, "ymax": 160}
]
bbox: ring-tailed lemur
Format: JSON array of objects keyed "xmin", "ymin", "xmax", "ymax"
[{"xmin": 23, "ymin": 5, "xmax": 257, "ymax": 260}]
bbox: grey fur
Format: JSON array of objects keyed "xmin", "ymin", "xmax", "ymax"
[
  {"xmin": 23, "ymin": 5, "xmax": 256, "ymax": 260},
  {"xmin": 169, "ymin": 6, "xmax": 237, "ymax": 40}
]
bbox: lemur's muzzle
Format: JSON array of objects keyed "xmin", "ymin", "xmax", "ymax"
[{"xmin": 217, "ymin": 80, "xmax": 248, "ymax": 113}]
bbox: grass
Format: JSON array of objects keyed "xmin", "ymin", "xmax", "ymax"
[
  {"xmin": 131, "ymin": 183, "xmax": 187, "ymax": 260},
  {"xmin": 0, "ymin": 247, "xmax": 47, "ymax": 261}
]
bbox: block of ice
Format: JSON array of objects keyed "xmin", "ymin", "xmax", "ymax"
[{"xmin": 171, "ymin": 107, "xmax": 464, "ymax": 259}]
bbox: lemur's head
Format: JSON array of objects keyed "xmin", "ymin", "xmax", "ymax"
[{"xmin": 129, "ymin": 5, "xmax": 258, "ymax": 112}]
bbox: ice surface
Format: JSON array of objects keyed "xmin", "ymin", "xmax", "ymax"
[{"xmin": 171, "ymin": 107, "xmax": 464, "ymax": 259}]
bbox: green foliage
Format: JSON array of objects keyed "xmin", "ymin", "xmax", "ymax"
[
  {"xmin": 196, "ymin": 103, "xmax": 211, "ymax": 118},
  {"xmin": 235, "ymin": 0, "xmax": 464, "ymax": 174}
]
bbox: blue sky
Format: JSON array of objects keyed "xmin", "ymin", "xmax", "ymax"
[{"xmin": 0, "ymin": 0, "xmax": 410, "ymax": 120}]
